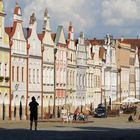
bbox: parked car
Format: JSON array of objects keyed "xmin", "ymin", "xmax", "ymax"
[{"xmin": 94, "ymin": 106, "xmax": 107, "ymax": 118}]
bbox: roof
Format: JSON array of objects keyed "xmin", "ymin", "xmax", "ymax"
[
  {"xmin": 54, "ymin": 25, "xmax": 66, "ymax": 45},
  {"xmin": 5, "ymin": 27, "xmax": 12, "ymax": 36},
  {"xmin": 5, "ymin": 21, "xmax": 17, "ymax": 38},
  {"xmin": 89, "ymin": 39, "xmax": 104, "ymax": 46},
  {"xmin": 14, "ymin": 3, "xmax": 21, "ymax": 15},
  {"xmin": 51, "ymin": 33, "xmax": 56, "ymax": 41},
  {"xmin": 118, "ymin": 39, "xmax": 140, "ymax": 49},
  {"xmin": 38, "ymin": 33, "xmax": 45, "ymax": 41},
  {"xmin": 99, "ymin": 47, "xmax": 105, "ymax": 59},
  {"xmin": 23, "ymin": 28, "xmax": 32, "ymax": 39}
]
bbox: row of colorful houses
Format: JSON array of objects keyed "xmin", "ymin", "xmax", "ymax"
[{"xmin": 0, "ymin": 1, "xmax": 140, "ymax": 120}]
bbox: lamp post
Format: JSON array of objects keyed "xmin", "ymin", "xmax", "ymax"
[{"xmin": 53, "ymin": 48, "xmax": 57, "ymax": 118}]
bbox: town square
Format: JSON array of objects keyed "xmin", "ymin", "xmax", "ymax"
[
  {"xmin": 0, "ymin": 114, "xmax": 140, "ymax": 140},
  {"xmin": 1, "ymin": 0, "xmax": 140, "ymax": 139}
]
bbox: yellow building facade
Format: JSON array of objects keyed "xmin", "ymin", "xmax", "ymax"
[{"xmin": 0, "ymin": 0, "xmax": 10, "ymax": 120}]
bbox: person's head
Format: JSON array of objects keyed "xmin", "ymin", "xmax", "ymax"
[{"xmin": 32, "ymin": 96, "xmax": 36, "ymax": 102}]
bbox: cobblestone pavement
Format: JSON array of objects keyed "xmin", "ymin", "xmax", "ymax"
[{"xmin": 0, "ymin": 115, "xmax": 140, "ymax": 140}]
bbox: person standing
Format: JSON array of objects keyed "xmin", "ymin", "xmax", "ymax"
[{"xmin": 29, "ymin": 96, "xmax": 39, "ymax": 130}]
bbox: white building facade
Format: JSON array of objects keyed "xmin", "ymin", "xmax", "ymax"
[
  {"xmin": 76, "ymin": 32, "xmax": 87, "ymax": 112},
  {"xmin": 0, "ymin": 0, "xmax": 10, "ymax": 120},
  {"xmin": 8, "ymin": 3, "xmax": 28, "ymax": 120},
  {"xmin": 26, "ymin": 13, "xmax": 42, "ymax": 117},
  {"xmin": 40, "ymin": 9, "xmax": 55, "ymax": 118},
  {"xmin": 66, "ymin": 22, "xmax": 76, "ymax": 112}
]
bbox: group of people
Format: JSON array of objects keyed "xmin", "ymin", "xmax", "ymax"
[
  {"xmin": 128, "ymin": 108, "xmax": 140, "ymax": 122},
  {"xmin": 61, "ymin": 107, "xmax": 88, "ymax": 123}
]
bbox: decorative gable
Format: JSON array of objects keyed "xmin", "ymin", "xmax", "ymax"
[
  {"xmin": 27, "ymin": 13, "xmax": 41, "ymax": 57},
  {"xmin": 55, "ymin": 26, "xmax": 66, "ymax": 45}
]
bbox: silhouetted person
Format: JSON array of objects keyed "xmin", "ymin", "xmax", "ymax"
[{"xmin": 29, "ymin": 96, "xmax": 39, "ymax": 130}]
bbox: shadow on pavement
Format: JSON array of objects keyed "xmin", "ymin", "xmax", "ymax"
[{"xmin": 0, "ymin": 126, "xmax": 140, "ymax": 140}]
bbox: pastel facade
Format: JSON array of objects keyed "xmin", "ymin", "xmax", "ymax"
[
  {"xmin": 116, "ymin": 41, "xmax": 131, "ymax": 101},
  {"xmin": 66, "ymin": 22, "xmax": 76, "ymax": 112},
  {"xmin": 6, "ymin": 3, "xmax": 28, "ymax": 120},
  {"xmin": 39, "ymin": 9, "xmax": 55, "ymax": 117},
  {"xmin": 103, "ymin": 35, "xmax": 117, "ymax": 103},
  {"xmin": 85, "ymin": 41, "xmax": 95, "ymax": 110},
  {"xmin": 0, "ymin": 0, "xmax": 10, "ymax": 120},
  {"xmin": 1, "ymin": 1, "xmax": 140, "ymax": 120},
  {"xmin": 26, "ymin": 13, "xmax": 42, "ymax": 117},
  {"xmin": 54, "ymin": 26, "xmax": 67, "ymax": 116},
  {"xmin": 76, "ymin": 32, "xmax": 87, "ymax": 111},
  {"xmin": 135, "ymin": 47, "xmax": 140, "ymax": 99},
  {"xmin": 92, "ymin": 42, "xmax": 102, "ymax": 108}
]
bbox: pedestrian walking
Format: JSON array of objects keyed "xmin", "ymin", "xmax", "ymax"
[{"xmin": 29, "ymin": 96, "xmax": 39, "ymax": 130}]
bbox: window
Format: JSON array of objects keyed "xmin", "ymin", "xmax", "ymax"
[
  {"xmin": 17, "ymin": 67, "xmax": 19, "ymax": 81},
  {"xmin": 73, "ymin": 71, "xmax": 75, "ymax": 86},
  {"xmin": 43, "ymin": 68, "xmax": 46, "ymax": 84},
  {"xmin": 37, "ymin": 69, "xmax": 39, "ymax": 83},
  {"xmin": 29, "ymin": 69, "xmax": 31, "ymax": 83},
  {"xmin": 5, "ymin": 64, "xmax": 7, "ymax": 77},
  {"xmin": 94, "ymin": 75, "xmax": 97, "ymax": 88},
  {"xmin": 76, "ymin": 74, "xmax": 78, "ymax": 87},
  {"xmin": 0, "ymin": 26, "xmax": 2, "ymax": 37},
  {"xmin": 21, "ymin": 67, "xmax": 24, "ymax": 82},
  {"xmin": 71, "ymin": 53, "xmax": 72, "ymax": 62},
  {"xmin": 70, "ymin": 71, "xmax": 71, "ymax": 85},
  {"xmin": 0, "ymin": 63, "xmax": 1, "ymax": 76},
  {"xmin": 33, "ymin": 69, "xmax": 35, "ymax": 83},
  {"xmin": 130, "ymin": 57, "xmax": 135, "ymax": 66},
  {"xmin": 12, "ymin": 66, "xmax": 14, "ymax": 81}
]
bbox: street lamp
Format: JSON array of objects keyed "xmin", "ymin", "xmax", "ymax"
[{"xmin": 53, "ymin": 48, "xmax": 57, "ymax": 118}]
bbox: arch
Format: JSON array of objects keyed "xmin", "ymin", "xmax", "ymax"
[
  {"xmin": 37, "ymin": 96, "xmax": 40, "ymax": 104},
  {"xmin": 15, "ymin": 95, "xmax": 19, "ymax": 106},
  {"xmin": 21, "ymin": 96, "xmax": 25, "ymax": 106},
  {"xmin": 4, "ymin": 93, "xmax": 8, "ymax": 104},
  {"xmin": 0, "ymin": 92, "xmax": 2, "ymax": 104},
  {"xmin": 55, "ymin": 97, "xmax": 58, "ymax": 106},
  {"xmin": 49, "ymin": 96, "xmax": 53, "ymax": 106}
]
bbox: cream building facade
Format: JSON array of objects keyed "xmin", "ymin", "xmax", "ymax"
[
  {"xmin": 66, "ymin": 22, "xmax": 76, "ymax": 112},
  {"xmin": 26, "ymin": 13, "xmax": 42, "ymax": 118},
  {"xmin": 39, "ymin": 9, "xmax": 55, "ymax": 118},
  {"xmin": 6, "ymin": 3, "xmax": 28, "ymax": 120},
  {"xmin": 0, "ymin": 0, "xmax": 10, "ymax": 120},
  {"xmin": 55, "ymin": 25, "xmax": 67, "ymax": 116}
]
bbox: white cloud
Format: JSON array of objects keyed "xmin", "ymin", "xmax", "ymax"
[
  {"xmin": 23, "ymin": 0, "xmax": 96, "ymax": 35},
  {"xmin": 101, "ymin": 0, "xmax": 140, "ymax": 26},
  {"xmin": 3, "ymin": 0, "xmax": 140, "ymax": 38}
]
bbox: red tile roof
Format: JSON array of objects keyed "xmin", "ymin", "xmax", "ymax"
[
  {"xmin": 38, "ymin": 33, "xmax": 45, "ymax": 41},
  {"xmin": 99, "ymin": 47, "xmax": 105, "ymax": 59},
  {"xmin": 14, "ymin": 3, "xmax": 21, "ymax": 15},
  {"xmin": 89, "ymin": 38, "xmax": 104, "ymax": 46},
  {"xmin": 118, "ymin": 39, "xmax": 140, "ymax": 49},
  {"xmin": 5, "ymin": 27, "xmax": 12, "ymax": 36}
]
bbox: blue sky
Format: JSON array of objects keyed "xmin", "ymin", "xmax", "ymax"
[{"xmin": 3, "ymin": 0, "xmax": 140, "ymax": 39}]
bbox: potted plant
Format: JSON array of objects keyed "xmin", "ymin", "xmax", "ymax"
[
  {"xmin": 5, "ymin": 76, "xmax": 10, "ymax": 82},
  {"xmin": 0, "ymin": 76, "xmax": 4, "ymax": 82}
]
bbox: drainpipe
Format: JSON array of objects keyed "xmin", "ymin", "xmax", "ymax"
[
  {"xmin": 26, "ymin": 43, "xmax": 30, "ymax": 120},
  {"xmin": 41, "ymin": 45, "xmax": 44, "ymax": 119},
  {"xmin": 9, "ymin": 39, "xmax": 13, "ymax": 120},
  {"xmin": 53, "ymin": 48, "xmax": 57, "ymax": 118}
]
